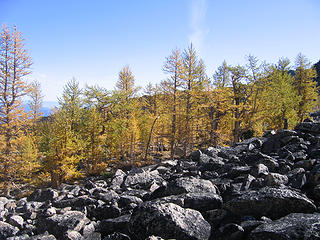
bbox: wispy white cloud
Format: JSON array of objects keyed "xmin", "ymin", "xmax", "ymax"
[{"xmin": 188, "ymin": 0, "xmax": 209, "ymax": 52}]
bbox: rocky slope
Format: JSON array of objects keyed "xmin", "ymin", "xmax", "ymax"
[{"xmin": 2, "ymin": 121, "xmax": 320, "ymax": 239}]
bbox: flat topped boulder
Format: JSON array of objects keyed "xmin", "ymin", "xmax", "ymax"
[
  {"xmin": 123, "ymin": 169, "xmax": 163, "ymax": 188},
  {"xmin": 224, "ymin": 187, "xmax": 316, "ymax": 219},
  {"xmin": 249, "ymin": 213, "xmax": 320, "ymax": 240},
  {"xmin": 165, "ymin": 176, "xmax": 218, "ymax": 196},
  {"xmin": 129, "ymin": 201, "xmax": 211, "ymax": 240}
]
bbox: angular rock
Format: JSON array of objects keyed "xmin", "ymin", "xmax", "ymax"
[
  {"xmin": 27, "ymin": 188, "xmax": 59, "ymax": 202},
  {"xmin": 64, "ymin": 230, "xmax": 83, "ymax": 240},
  {"xmin": 83, "ymin": 232, "xmax": 101, "ymax": 240},
  {"xmin": 183, "ymin": 192, "xmax": 223, "ymax": 211},
  {"xmin": 144, "ymin": 236, "xmax": 164, "ymax": 240},
  {"xmin": 53, "ymin": 195, "xmax": 97, "ymax": 209},
  {"xmin": 227, "ymin": 166, "xmax": 251, "ymax": 179},
  {"xmin": 289, "ymin": 173, "xmax": 307, "ymax": 189},
  {"xmin": 202, "ymin": 209, "xmax": 228, "ymax": 228},
  {"xmin": 98, "ymin": 214, "xmax": 130, "ymax": 235},
  {"xmin": 110, "ymin": 169, "xmax": 126, "ymax": 190},
  {"xmin": 240, "ymin": 220, "xmax": 264, "ymax": 234},
  {"xmin": 129, "ymin": 202, "xmax": 211, "ymax": 240},
  {"xmin": 123, "ymin": 170, "xmax": 163, "ymax": 189},
  {"xmin": 264, "ymin": 173, "xmax": 288, "ymax": 186},
  {"xmin": 214, "ymin": 223, "xmax": 244, "ymax": 240},
  {"xmin": 250, "ymin": 164, "xmax": 269, "ymax": 178},
  {"xmin": 7, "ymin": 234, "xmax": 30, "ymax": 240},
  {"xmin": 165, "ymin": 177, "xmax": 217, "ymax": 196},
  {"xmin": 28, "ymin": 233, "xmax": 57, "ymax": 240},
  {"xmin": 240, "ymin": 174, "xmax": 256, "ymax": 191},
  {"xmin": 0, "ymin": 221, "xmax": 19, "ymax": 239},
  {"xmin": 118, "ymin": 195, "xmax": 143, "ymax": 209},
  {"xmin": 295, "ymin": 122, "xmax": 320, "ymax": 134},
  {"xmin": 91, "ymin": 188, "xmax": 119, "ymax": 203},
  {"xmin": 224, "ymin": 187, "xmax": 316, "ymax": 219},
  {"xmin": 37, "ymin": 211, "xmax": 89, "ymax": 239},
  {"xmin": 104, "ymin": 232, "xmax": 131, "ymax": 240},
  {"xmin": 9, "ymin": 215, "xmax": 24, "ymax": 229},
  {"xmin": 88, "ymin": 204, "xmax": 121, "ymax": 220},
  {"xmin": 249, "ymin": 213, "xmax": 320, "ymax": 240}
]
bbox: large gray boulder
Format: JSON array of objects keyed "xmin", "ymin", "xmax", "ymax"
[
  {"xmin": 123, "ymin": 170, "xmax": 163, "ymax": 189},
  {"xmin": 0, "ymin": 221, "xmax": 19, "ymax": 239},
  {"xmin": 129, "ymin": 202, "xmax": 211, "ymax": 240},
  {"xmin": 37, "ymin": 210, "xmax": 89, "ymax": 239},
  {"xmin": 224, "ymin": 187, "xmax": 316, "ymax": 219},
  {"xmin": 249, "ymin": 213, "xmax": 320, "ymax": 240},
  {"xmin": 110, "ymin": 169, "xmax": 126, "ymax": 190},
  {"xmin": 264, "ymin": 173, "xmax": 288, "ymax": 186},
  {"xmin": 27, "ymin": 188, "xmax": 59, "ymax": 202},
  {"xmin": 183, "ymin": 192, "xmax": 223, "ymax": 211},
  {"xmin": 165, "ymin": 177, "xmax": 218, "ymax": 196}
]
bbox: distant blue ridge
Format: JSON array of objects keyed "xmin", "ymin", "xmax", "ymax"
[{"xmin": 22, "ymin": 101, "xmax": 58, "ymax": 117}]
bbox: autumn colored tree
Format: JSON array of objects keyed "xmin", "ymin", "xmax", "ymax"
[
  {"xmin": 293, "ymin": 53, "xmax": 318, "ymax": 122},
  {"xmin": 204, "ymin": 60, "xmax": 233, "ymax": 146},
  {"xmin": 105, "ymin": 66, "xmax": 141, "ymax": 163},
  {"xmin": 162, "ymin": 48, "xmax": 184, "ymax": 158},
  {"xmin": 262, "ymin": 59, "xmax": 299, "ymax": 130},
  {"xmin": 28, "ymin": 80, "xmax": 44, "ymax": 123},
  {"xmin": 0, "ymin": 25, "xmax": 32, "ymax": 193},
  {"xmin": 228, "ymin": 65, "xmax": 248, "ymax": 143},
  {"xmin": 41, "ymin": 79, "xmax": 84, "ymax": 188},
  {"xmin": 82, "ymin": 106, "xmax": 107, "ymax": 175},
  {"xmin": 181, "ymin": 44, "xmax": 206, "ymax": 156}
]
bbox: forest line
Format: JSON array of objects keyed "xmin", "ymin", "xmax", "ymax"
[{"xmin": 0, "ymin": 25, "xmax": 319, "ymax": 191}]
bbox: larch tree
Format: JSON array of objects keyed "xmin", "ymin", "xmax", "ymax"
[
  {"xmin": 41, "ymin": 79, "xmax": 85, "ymax": 188},
  {"xmin": 262, "ymin": 59, "xmax": 299, "ymax": 130},
  {"xmin": 293, "ymin": 53, "xmax": 318, "ymax": 122},
  {"xmin": 162, "ymin": 48, "xmax": 184, "ymax": 159},
  {"xmin": 206, "ymin": 60, "xmax": 233, "ymax": 146},
  {"xmin": 28, "ymin": 80, "xmax": 44, "ymax": 123},
  {"xmin": 18, "ymin": 80, "xmax": 44, "ymax": 184},
  {"xmin": 140, "ymin": 83, "xmax": 161, "ymax": 161},
  {"xmin": 229, "ymin": 65, "xmax": 248, "ymax": 143},
  {"xmin": 181, "ymin": 44, "xmax": 205, "ymax": 156},
  {"xmin": 0, "ymin": 25, "xmax": 32, "ymax": 193},
  {"xmin": 83, "ymin": 85, "xmax": 109, "ymax": 175},
  {"xmin": 82, "ymin": 105, "xmax": 106, "ymax": 175},
  {"xmin": 108, "ymin": 66, "xmax": 140, "ymax": 163}
]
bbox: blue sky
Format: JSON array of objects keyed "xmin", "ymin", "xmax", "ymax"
[{"xmin": 1, "ymin": 0, "xmax": 320, "ymax": 101}]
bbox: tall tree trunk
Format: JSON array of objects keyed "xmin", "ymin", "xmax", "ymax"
[
  {"xmin": 234, "ymin": 98, "xmax": 241, "ymax": 144},
  {"xmin": 144, "ymin": 115, "xmax": 160, "ymax": 161},
  {"xmin": 171, "ymin": 73, "xmax": 177, "ymax": 159}
]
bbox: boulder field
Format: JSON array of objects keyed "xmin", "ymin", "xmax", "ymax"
[{"xmin": 2, "ymin": 121, "xmax": 320, "ymax": 239}]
